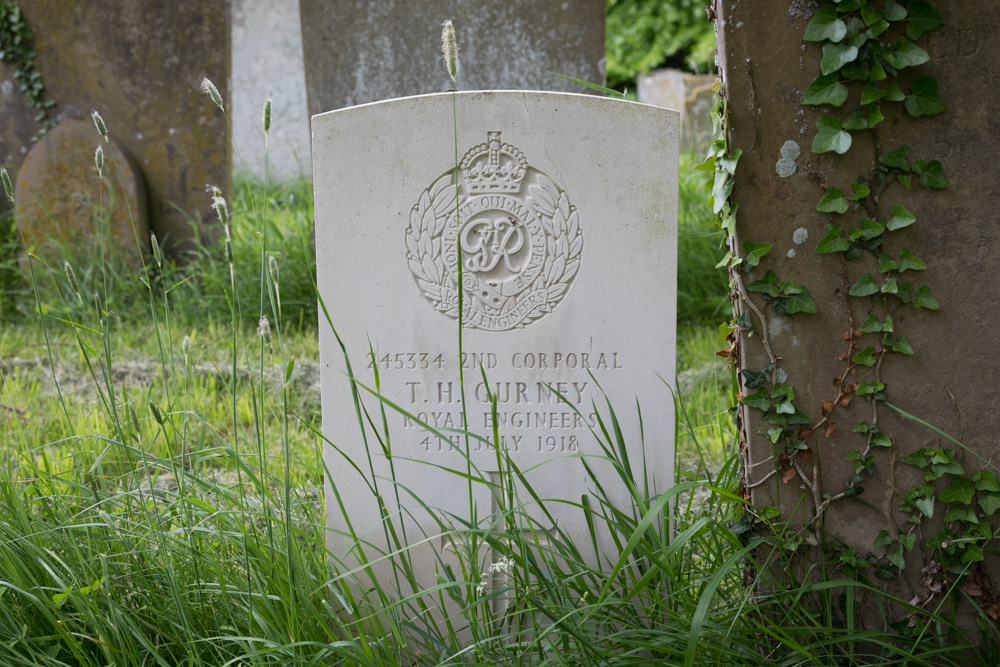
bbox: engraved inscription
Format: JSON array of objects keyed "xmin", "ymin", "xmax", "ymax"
[{"xmin": 405, "ymin": 131, "xmax": 583, "ymax": 331}]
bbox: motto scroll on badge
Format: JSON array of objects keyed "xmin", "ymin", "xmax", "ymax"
[{"xmin": 405, "ymin": 131, "xmax": 583, "ymax": 332}]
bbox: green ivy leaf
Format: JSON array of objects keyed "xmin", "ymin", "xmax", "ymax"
[
  {"xmin": 851, "ymin": 180, "xmax": 870, "ymax": 200},
  {"xmin": 897, "ymin": 248, "xmax": 926, "ymax": 272},
  {"xmin": 978, "ymin": 494, "xmax": 1000, "ymax": 517},
  {"xmin": 817, "ymin": 187, "xmax": 850, "ymax": 214},
  {"xmin": 821, "ymin": 41, "xmax": 859, "ymax": 75},
  {"xmin": 802, "ymin": 73, "xmax": 850, "ymax": 107},
  {"xmin": 852, "ymin": 346, "xmax": 876, "ymax": 367},
  {"xmin": 867, "ymin": 18, "xmax": 890, "ymax": 38},
  {"xmin": 914, "ymin": 160, "xmax": 949, "ymax": 188},
  {"xmin": 861, "ymin": 83, "xmax": 888, "ymax": 105},
  {"xmin": 911, "ymin": 285, "xmax": 939, "ymax": 310},
  {"xmin": 886, "ymin": 548, "xmax": 906, "ymax": 570},
  {"xmin": 813, "ymin": 116, "xmax": 852, "ymax": 154},
  {"xmin": 878, "ymin": 254, "xmax": 900, "ymax": 273},
  {"xmin": 849, "ymin": 273, "xmax": 879, "ymax": 297},
  {"xmin": 741, "ymin": 368, "xmax": 769, "ymax": 389},
  {"xmin": 816, "ymin": 224, "xmax": 849, "ymax": 254},
  {"xmin": 748, "ymin": 270, "xmax": 779, "ymax": 298},
  {"xmin": 961, "ymin": 544, "xmax": 985, "ymax": 564},
  {"xmin": 835, "ymin": 0, "xmax": 865, "ymax": 12},
  {"xmin": 899, "ymin": 531, "xmax": 916, "ymax": 551},
  {"xmin": 884, "ymin": 0, "xmax": 907, "ymax": 21},
  {"xmin": 741, "ymin": 241, "xmax": 772, "ymax": 269},
  {"xmin": 870, "ymin": 431, "xmax": 893, "ymax": 448},
  {"xmin": 804, "ymin": 4, "xmax": 848, "ymax": 41},
  {"xmin": 786, "ymin": 289, "xmax": 818, "ymax": 315},
  {"xmin": 860, "ymin": 5, "xmax": 882, "ymax": 26},
  {"xmin": 853, "ymin": 420, "xmax": 872, "ymax": 433},
  {"xmin": 974, "ymin": 472, "xmax": 1000, "ymax": 493},
  {"xmin": 859, "ymin": 314, "xmax": 883, "ymax": 333},
  {"xmin": 775, "ymin": 398, "xmax": 796, "ymax": 415},
  {"xmin": 881, "ymin": 277, "xmax": 898, "ymax": 294},
  {"xmin": 891, "ymin": 335, "xmax": 914, "ymax": 355},
  {"xmin": 857, "ymin": 380, "xmax": 886, "ymax": 397},
  {"xmin": 712, "ymin": 171, "xmax": 734, "ymax": 215},
  {"xmin": 905, "ymin": 76, "xmax": 946, "ymax": 117},
  {"xmin": 901, "ymin": 449, "xmax": 928, "ymax": 467},
  {"xmin": 718, "ymin": 149, "xmax": 743, "ymax": 175},
  {"xmin": 866, "ymin": 103, "xmax": 884, "ymax": 128},
  {"xmin": 874, "ymin": 529, "xmax": 892, "ymax": 547},
  {"xmin": 880, "ymin": 145, "xmax": 911, "ymax": 170},
  {"xmin": 885, "ymin": 82, "xmax": 905, "ymax": 102},
  {"xmin": 939, "ymin": 478, "xmax": 975, "ymax": 505},
  {"xmin": 766, "ymin": 427, "xmax": 785, "ymax": 444},
  {"xmin": 886, "ymin": 204, "xmax": 916, "ymax": 230},
  {"xmin": 842, "ymin": 106, "xmax": 868, "ymax": 130},
  {"xmin": 741, "ymin": 388, "xmax": 771, "ymax": 412},
  {"xmin": 906, "ymin": 1, "xmax": 943, "ymax": 39},
  {"xmin": 943, "ymin": 506, "xmax": 978, "ymax": 525},
  {"xmin": 913, "ymin": 496, "xmax": 934, "ymax": 519},
  {"xmin": 851, "ymin": 218, "xmax": 884, "ymax": 242},
  {"xmin": 886, "ymin": 37, "xmax": 930, "ymax": 69}
]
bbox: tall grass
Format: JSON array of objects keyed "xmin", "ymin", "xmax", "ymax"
[{"xmin": 0, "ymin": 97, "xmax": 992, "ymax": 667}]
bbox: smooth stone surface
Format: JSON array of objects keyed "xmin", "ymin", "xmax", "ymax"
[
  {"xmin": 232, "ymin": 0, "xmax": 311, "ymax": 182},
  {"xmin": 637, "ymin": 68, "xmax": 716, "ymax": 153},
  {"xmin": 0, "ymin": 1, "xmax": 230, "ymax": 257},
  {"xmin": 314, "ymin": 91, "xmax": 678, "ymax": 608},
  {"xmin": 15, "ymin": 119, "xmax": 148, "ymax": 264},
  {"xmin": 301, "ymin": 1, "xmax": 606, "ymax": 115}
]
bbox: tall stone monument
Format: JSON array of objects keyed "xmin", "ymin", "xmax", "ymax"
[
  {"xmin": 300, "ymin": 1, "xmax": 606, "ymax": 115},
  {"xmin": 314, "ymin": 91, "xmax": 678, "ymax": 610},
  {"xmin": 717, "ymin": 0, "xmax": 999, "ymax": 614},
  {"xmin": 0, "ymin": 1, "xmax": 230, "ymax": 256}
]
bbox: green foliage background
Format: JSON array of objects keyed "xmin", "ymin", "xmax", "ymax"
[{"xmin": 606, "ymin": 0, "xmax": 717, "ymax": 90}]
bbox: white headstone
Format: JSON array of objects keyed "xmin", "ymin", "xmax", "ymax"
[
  {"xmin": 231, "ymin": 0, "xmax": 311, "ymax": 182},
  {"xmin": 314, "ymin": 91, "xmax": 678, "ymax": 606}
]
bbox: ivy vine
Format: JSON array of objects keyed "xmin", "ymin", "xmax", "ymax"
[
  {"xmin": 707, "ymin": 0, "xmax": 998, "ymax": 629},
  {"xmin": 0, "ymin": 0, "xmax": 56, "ymax": 141}
]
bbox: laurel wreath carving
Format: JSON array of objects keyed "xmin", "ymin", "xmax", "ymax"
[{"xmin": 406, "ymin": 169, "xmax": 583, "ymax": 330}]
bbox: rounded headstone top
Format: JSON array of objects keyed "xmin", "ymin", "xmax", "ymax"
[{"xmin": 14, "ymin": 118, "xmax": 148, "ymax": 265}]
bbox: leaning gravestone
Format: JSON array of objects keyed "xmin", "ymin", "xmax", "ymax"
[
  {"xmin": 0, "ymin": 0, "xmax": 229, "ymax": 257},
  {"xmin": 300, "ymin": 1, "xmax": 606, "ymax": 114},
  {"xmin": 15, "ymin": 119, "xmax": 148, "ymax": 264},
  {"xmin": 314, "ymin": 91, "xmax": 678, "ymax": 608}
]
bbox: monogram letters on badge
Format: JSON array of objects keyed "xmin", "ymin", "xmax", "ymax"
[{"xmin": 405, "ymin": 131, "xmax": 583, "ymax": 331}]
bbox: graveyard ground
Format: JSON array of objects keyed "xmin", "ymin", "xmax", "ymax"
[{"xmin": 0, "ymin": 159, "xmax": 988, "ymax": 664}]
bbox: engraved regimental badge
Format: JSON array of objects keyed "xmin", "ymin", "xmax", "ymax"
[{"xmin": 405, "ymin": 131, "xmax": 583, "ymax": 331}]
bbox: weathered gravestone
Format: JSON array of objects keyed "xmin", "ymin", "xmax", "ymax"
[
  {"xmin": 232, "ymin": 0, "xmax": 311, "ymax": 182},
  {"xmin": 314, "ymin": 91, "xmax": 678, "ymax": 607},
  {"xmin": 637, "ymin": 69, "xmax": 716, "ymax": 153},
  {"xmin": 14, "ymin": 119, "xmax": 148, "ymax": 263},
  {"xmin": 300, "ymin": 1, "xmax": 606, "ymax": 115},
  {"xmin": 717, "ymin": 0, "xmax": 999, "ymax": 612},
  {"xmin": 0, "ymin": 0, "xmax": 229, "ymax": 257}
]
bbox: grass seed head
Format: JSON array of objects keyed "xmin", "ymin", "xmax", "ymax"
[
  {"xmin": 150, "ymin": 232, "xmax": 162, "ymax": 268},
  {"xmin": 63, "ymin": 260, "xmax": 82, "ymax": 304},
  {"xmin": 441, "ymin": 20, "xmax": 459, "ymax": 83},
  {"xmin": 91, "ymin": 110, "xmax": 108, "ymax": 141},
  {"xmin": 95, "ymin": 145, "xmax": 104, "ymax": 173},
  {"xmin": 201, "ymin": 77, "xmax": 224, "ymax": 111},
  {"xmin": 263, "ymin": 96, "xmax": 272, "ymax": 134},
  {"xmin": 0, "ymin": 166, "xmax": 12, "ymax": 202}
]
